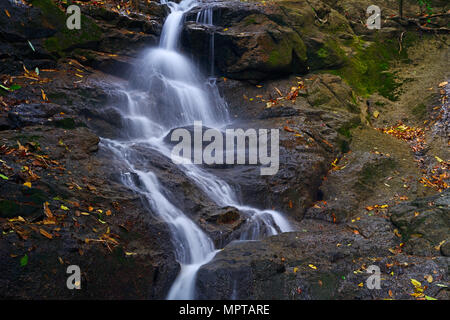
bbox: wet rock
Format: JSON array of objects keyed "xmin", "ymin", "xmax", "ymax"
[
  {"xmin": 7, "ymin": 103, "xmax": 74, "ymax": 129},
  {"xmin": 182, "ymin": 1, "xmax": 308, "ymax": 80}
]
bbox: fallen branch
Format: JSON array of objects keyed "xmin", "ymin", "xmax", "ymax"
[{"xmin": 387, "ymin": 13, "xmax": 450, "ymax": 33}]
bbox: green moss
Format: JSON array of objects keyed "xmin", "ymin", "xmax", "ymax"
[
  {"xmin": 331, "ymin": 33, "xmax": 418, "ymax": 101},
  {"xmin": 359, "ymin": 158, "xmax": 396, "ymax": 187},
  {"xmin": 337, "ymin": 118, "xmax": 360, "ymax": 139},
  {"xmin": 244, "ymin": 17, "xmax": 258, "ymax": 26},
  {"xmin": 268, "ymin": 50, "xmax": 281, "ymax": 66},
  {"xmin": 317, "ymin": 47, "xmax": 328, "ymax": 58},
  {"xmin": 30, "ymin": 0, "xmax": 102, "ymax": 57},
  {"xmin": 412, "ymin": 103, "xmax": 427, "ymax": 120},
  {"xmin": 308, "ymin": 38, "xmax": 347, "ymax": 71}
]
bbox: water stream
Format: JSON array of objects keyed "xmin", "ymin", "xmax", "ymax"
[{"xmin": 102, "ymin": 0, "xmax": 293, "ymax": 299}]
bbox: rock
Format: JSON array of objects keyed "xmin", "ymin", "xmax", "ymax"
[
  {"xmin": 0, "ymin": 125, "xmax": 178, "ymax": 298},
  {"xmin": 7, "ymin": 103, "xmax": 74, "ymax": 129},
  {"xmin": 306, "ymin": 151, "xmax": 396, "ymax": 222},
  {"xmin": 197, "ymin": 217, "xmax": 448, "ymax": 299},
  {"xmin": 390, "ymin": 190, "xmax": 450, "ymax": 257}
]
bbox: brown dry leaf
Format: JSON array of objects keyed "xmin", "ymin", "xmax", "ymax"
[
  {"xmin": 274, "ymin": 87, "xmax": 283, "ymax": 97},
  {"xmin": 438, "ymin": 81, "xmax": 448, "ymax": 87},
  {"xmin": 39, "ymin": 228, "xmax": 53, "ymax": 239},
  {"xmin": 284, "ymin": 126, "xmax": 295, "ymax": 133},
  {"xmin": 5, "ymin": 9, "xmax": 11, "ymax": 18},
  {"xmin": 43, "ymin": 201, "xmax": 53, "ymax": 218},
  {"xmin": 106, "ymin": 210, "xmax": 112, "ymax": 216}
]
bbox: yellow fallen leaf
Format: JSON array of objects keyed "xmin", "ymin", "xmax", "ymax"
[
  {"xmin": 23, "ymin": 182, "xmax": 32, "ymax": 188},
  {"xmin": 308, "ymin": 264, "xmax": 317, "ymax": 270},
  {"xmin": 373, "ymin": 110, "xmax": 380, "ymax": 118},
  {"xmin": 5, "ymin": 9, "xmax": 11, "ymax": 18},
  {"xmin": 106, "ymin": 210, "xmax": 112, "ymax": 216},
  {"xmin": 411, "ymin": 279, "xmax": 421, "ymax": 288},
  {"xmin": 125, "ymin": 252, "xmax": 137, "ymax": 256},
  {"xmin": 424, "ymin": 275, "xmax": 433, "ymax": 283},
  {"xmin": 80, "ymin": 212, "xmax": 90, "ymax": 216},
  {"xmin": 358, "ymin": 282, "xmax": 364, "ymax": 287},
  {"xmin": 435, "ymin": 156, "xmax": 444, "ymax": 163},
  {"xmin": 293, "ymin": 267, "xmax": 298, "ymax": 273},
  {"xmin": 438, "ymin": 81, "xmax": 448, "ymax": 87},
  {"xmin": 60, "ymin": 205, "xmax": 69, "ymax": 211},
  {"xmin": 41, "ymin": 89, "xmax": 47, "ymax": 101}
]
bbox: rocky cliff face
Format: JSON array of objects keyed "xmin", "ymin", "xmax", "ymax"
[{"xmin": 0, "ymin": 0, "xmax": 448, "ymax": 299}]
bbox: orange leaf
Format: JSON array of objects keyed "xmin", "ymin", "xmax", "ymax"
[{"xmin": 39, "ymin": 228, "xmax": 53, "ymax": 239}]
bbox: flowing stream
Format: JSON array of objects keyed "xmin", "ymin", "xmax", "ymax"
[{"xmin": 102, "ymin": 0, "xmax": 293, "ymax": 299}]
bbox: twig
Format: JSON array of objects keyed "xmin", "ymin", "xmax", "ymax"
[{"xmin": 398, "ymin": 31, "xmax": 406, "ymax": 54}]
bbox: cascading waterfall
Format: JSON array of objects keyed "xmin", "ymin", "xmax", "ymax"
[
  {"xmin": 103, "ymin": 0, "xmax": 293, "ymax": 300},
  {"xmin": 196, "ymin": 6, "xmax": 215, "ymax": 75}
]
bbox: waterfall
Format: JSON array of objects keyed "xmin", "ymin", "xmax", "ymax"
[{"xmin": 103, "ymin": 0, "xmax": 293, "ymax": 300}]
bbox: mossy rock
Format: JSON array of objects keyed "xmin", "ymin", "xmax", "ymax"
[
  {"xmin": 29, "ymin": 0, "xmax": 102, "ymax": 57},
  {"xmin": 330, "ymin": 33, "xmax": 418, "ymax": 101}
]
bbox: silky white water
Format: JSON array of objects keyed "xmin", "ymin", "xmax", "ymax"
[{"xmin": 103, "ymin": 0, "xmax": 293, "ymax": 299}]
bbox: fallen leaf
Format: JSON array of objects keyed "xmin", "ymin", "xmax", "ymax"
[
  {"xmin": 43, "ymin": 202, "xmax": 53, "ymax": 218},
  {"xmin": 438, "ymin": 81, "xmax": 448, "ymax": 87},
  {"xmin": 41, "ymin": 89, "xmax": 47, "ymax": 101},
  {"xmin": 20, "ymin": 254, "xmax": 28, "ymax": 267},
  {"xmin": 39, "ymin": 228, "xmax": 53, "ymax": 239},
  {"xmin": 23, "ymin": 182, "xmax": 32, "ymax": 188},
  {"xmin": 373, "ymin": 110, "xmax": 380, "ymax": 118},
  {"xmin": 411, "ymin": 278, "xmax": 422, "ymax": 288},
  {"xmin": 435, "ymin": 156, "xmax": 444, "ymax": 163},
  {"xmin": 60, "ymin": 205, "xmax": 69, "ymax": 211},
  {"xmin": 308, "ymin": 264, "xmax": 317, "ymax": 270}
]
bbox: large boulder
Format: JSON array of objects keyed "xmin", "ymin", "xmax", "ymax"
[
  {"xmin": 181, "ymin": 0, "xmax": 355, "ymax": 80},
  {"xmin": 391, "ymin": 190, "xmax": 450, "ymax": 257},
  {"xmin": 197, "ymin": 217, "xmax": 449, "ymax": 299}
]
